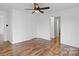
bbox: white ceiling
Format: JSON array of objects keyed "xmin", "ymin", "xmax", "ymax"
[{"xmin": 0, "ymin": 3, "xmax": 79, "ymax": 13}]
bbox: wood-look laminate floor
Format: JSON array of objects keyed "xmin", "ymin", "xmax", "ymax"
[{"xmin": 0, "ymin": 38, "xmax": 79, "ymax": 56}]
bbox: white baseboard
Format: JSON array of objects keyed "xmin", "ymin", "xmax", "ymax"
[
  {"xmin": 62, "ymin": 42, "xmax": 79, "ymax": 48},
  {"xmin": 10, "ymin": 37, "xmax": 33, "ymax": 44}
]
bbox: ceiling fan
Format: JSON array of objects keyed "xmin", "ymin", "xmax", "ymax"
[{"xmin": 24, "ymin": 3, "xmax": 50, "ymax": 14}]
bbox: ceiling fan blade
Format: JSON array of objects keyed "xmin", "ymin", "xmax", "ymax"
[
  {"xmin": 24, "ymin": 9, "xmax": 34, "ymax": 10},
  {"xmin": 39, "ymin": 10, "xmax": 44, "ymax": 13},
  {"xmin": 32, "ymin": 11, "xmax": 35, "ymax": 14},
  {"xmin": 40, "ymin": 7, "xmax": 50, "ymax": 10}
]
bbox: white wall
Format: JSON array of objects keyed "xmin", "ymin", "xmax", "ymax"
[
  {"xmin": 0, "ymin": 10, "xmax": 8, "ymax": 41},
  {"xmin": 0, "ymin": 16, "xmax": 4, "ymax": 34},
  {"xmin": 5, "ymin": 10, "xmax": 13, "ymax": 42},
  {"xmin": 36, "ymin": 15, "xmax": 50, "ymax": 40},
  {"xmin": 52, "ymin": 7, "xmax": 79, "ymax": 48},
  {"xmin": 11, "ymin": 9, "xmax": 37, "ymax": 44},
  {"xmin": 9, "ymin": 10, "xmax": 51, "ymax": 43}
]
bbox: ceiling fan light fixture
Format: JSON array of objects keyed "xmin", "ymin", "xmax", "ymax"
[{"xmin": 35, "ymin": 10, "xmax": 39, "ymax": 13}]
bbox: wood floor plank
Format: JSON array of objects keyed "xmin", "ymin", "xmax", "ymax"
[{"xmin": 0, "ymin": 38, "xmax": 79, "ymax": 56}]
